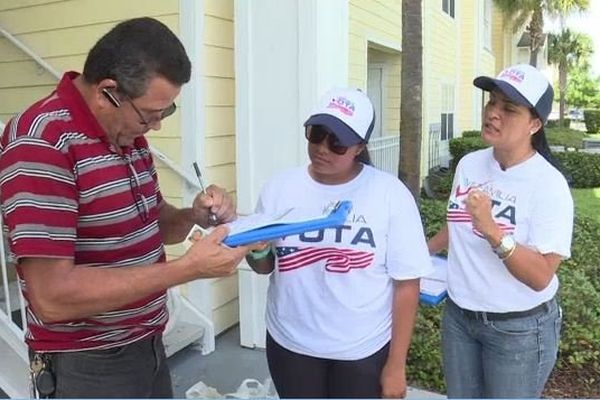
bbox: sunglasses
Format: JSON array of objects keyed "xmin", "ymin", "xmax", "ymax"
[{"xmin": 305, "ymin": 126, "xmax": 349, "ymax": 155}]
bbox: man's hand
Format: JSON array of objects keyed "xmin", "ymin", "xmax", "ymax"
[
  {"xmin": 192, "ymin": 184, "xmax": 236, "ymax": 227},
  {"xmin": 181, "ymin": 225, "xmax": 259, "ymax": 279}
]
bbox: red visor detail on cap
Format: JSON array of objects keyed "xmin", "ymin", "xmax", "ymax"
[
  {"xmin": 499, "ymin": 68, "xmax": 525, "ymax": 83},
  {"xmin": 327, "ymin": 96, "xmax": 355, "ymax": 116}
]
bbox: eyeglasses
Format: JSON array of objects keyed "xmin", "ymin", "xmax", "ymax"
[
  {"xmin": 305, "ymin": 126, "xmax": 349, "ymax": 155},
  {"xmin": 102, "ymin": 88, "xmax": 176, "ymax": 127},
  {"xmin": 124, "ymin": 95, "xmax": 177, "ymax": 127},
  {"xmin": 125, "ymin": 158, "xmax": 149, "ymax": 223}
]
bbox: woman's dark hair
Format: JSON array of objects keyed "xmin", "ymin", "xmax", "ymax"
[
  {"xmin": 83, "ymin": 17, "xmax": 191, "ymax": 98},
  {"xmin": 357, "ymin": 147, "xmax": 372, "ymax": 165},
  {"xmin": 530, "ymin": 111, "xmax": 572, "ymax": 184}
]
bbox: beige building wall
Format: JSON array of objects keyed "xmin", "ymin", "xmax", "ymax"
[
  {"xmin": 424, "ymin": 2, "xmax": 457, "ymax": 128},
  {"xmin": 348, "ymin": 0, "xmax": 401, "ymax": 138},
  {"xmin": 201, "ymin": 0, "xmax": 238, "ymax": 334},
  {"xmin": 0, "ymin": 0, "xmax": 238, "ymax": 334},
  {"xmin": 456, "ymin": 0, "xmax": 496, "ymax": 134}
]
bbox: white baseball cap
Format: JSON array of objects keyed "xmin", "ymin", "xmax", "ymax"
[
  {"xmin": 304, "ymin": 88, "xmax": 375, "ymax": 146},
  {"xmin": 473, "ymin": 64, "xmax": 554, "ymax": 123}
]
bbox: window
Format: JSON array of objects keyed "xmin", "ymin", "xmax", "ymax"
[
  {"xmin": 443, "ymin": 0, "xmax": 455, "ymax": 18},
  {"xmin": 367, "ymin": 65, "xmax": 385, "ymax": 139},
  {"xmin": 441, "ymin": 84, "xmax": 455, "ymax": 141},
  {"xmin": 483, "ymin": 0, "xmax": 492, "ymax": 50}
]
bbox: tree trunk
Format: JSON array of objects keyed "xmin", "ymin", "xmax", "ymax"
[
  {"xmin": 559, "ymin": 62, "xmax": 567, "ymax": 125},
  {"xmin": 528, "ymin": 5, "xmax": 544, "ymax": 67},
  {"xmin": 399, "ymin": 0, "xmax": 423, "ymax": 200}
]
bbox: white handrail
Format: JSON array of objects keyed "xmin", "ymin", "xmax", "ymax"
[
  {"xmin": 0, "ymin": 25, "xmax": 200, "ymax": 189},
  {"xmin": 0, "ymin": 26, "xmax": 61, "ymax": 79}
]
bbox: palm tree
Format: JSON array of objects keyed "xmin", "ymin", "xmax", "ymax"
[
  {"xmin": 548, "ymin": 29, "xmax": 593, "ymax": 124},
  {"xmin": 493, "ymin": 0, "xmax": 588, "ymax": 67},
  {"xmin": 399, "ymin": 0, "xmax": 423, "ymax": 200}
]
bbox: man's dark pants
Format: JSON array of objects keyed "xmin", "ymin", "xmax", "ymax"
[{"xmin": 30, "ymin": 334, "xmax": 172, "ymax": 398}]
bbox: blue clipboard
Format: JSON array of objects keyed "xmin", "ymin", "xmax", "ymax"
[
  {"xmin": 419, "ymin": 255, "xmax": 448, "ymax": 306},
  {"xmin": 419, "ymin": 291, "xmax": 448, "ymax": 306},
  {"xmin": 223, "ymin": 201, "xmax": 353, "ymax": 247}
]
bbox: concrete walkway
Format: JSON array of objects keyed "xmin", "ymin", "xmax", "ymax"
[{"xmin": 169, "ymin": 325, "xmax": 445, "ymax": 399}]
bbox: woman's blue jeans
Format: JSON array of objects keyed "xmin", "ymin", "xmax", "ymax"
[{"xmin": 442, "ymin": 297, "xmax": 562, "ymax": 398}]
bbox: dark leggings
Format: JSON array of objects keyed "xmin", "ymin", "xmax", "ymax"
[{"xmin": 266, "ymin": 331, "xmax": 389, "ymax": 398}]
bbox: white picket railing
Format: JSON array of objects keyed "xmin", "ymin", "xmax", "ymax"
[{"xmin": 368, "ymin": 135, "xmax": 400, "ymax": 175}]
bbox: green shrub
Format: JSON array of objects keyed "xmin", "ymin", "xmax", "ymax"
[
  {"xmin": 408, "ymin": 198, "xmax": 447, "ymax": 393},
  {"xmin": 546, "ymin": 127, "xmax": 587, "ymax": 149},
  {"xmin": 583, "ymin": 109, "xmax": 600, "ymax": 133},
  {"xmin": 408, "ymin": 305, "xmax": 445, "ymax": 392},
  {"xmin": 557, "ymin": 265, "xmax": 600, "ymax": 372},
  {"xmin": 410, "ymin": 202, "xmax": 600, "ymax": 393},
  {"xmin": 554, "ymin": 152, "xmax": 600, "ymax": 188},
  {"xmin": 424, "ymin": 169, "xmax": 453, "ymax": 200},
  {"xmin": 547, "ymin": 118, "xmax": 572, "ymax": 129},
  {"xmin": 461, "ymin": 130, "xmax": 481, "ymax": 138},
  {"xmin": 448, "ymin": 136, "xmax": 487, "ymax": 170}
]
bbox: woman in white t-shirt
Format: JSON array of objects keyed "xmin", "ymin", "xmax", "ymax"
[
  {"xmin": 246, "ymin": 88, "xmax": 433, "ymax": 398},
  {"xmin": 428, "ymin": 64, "xmax": 573, "ymax": 398}
]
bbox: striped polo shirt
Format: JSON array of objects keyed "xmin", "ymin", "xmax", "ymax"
[{"xmin": 0, "ymin": 72, "xmax": 168, "ymax": 352}]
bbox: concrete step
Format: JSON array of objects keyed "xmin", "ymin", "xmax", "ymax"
[{"xmin": 0, "ymin": 331, "xmax": 28, "ymax": 398}]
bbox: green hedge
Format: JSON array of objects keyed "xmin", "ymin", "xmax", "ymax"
[
  {"xmin": 547, "ymin": 118, "xmax": 572, "ymax": 129},
  {"xmin": 546, "ymin": 127, "xmax": 587, "ymax": 149},
  {"xmin": 407, "ymin": 199, "xmax": 447, "ymax": 392},
  {"xmin": 409, "ymin": 202, "xmax": 600, "ymax": 393},
  {"xmin": 448, "ymin": 136, "xmax": 487, "ymax": 170},
  {"xmin": 554, "ymin": 152, "xmax": 600, "ymax": 188},
  {"xmin": 444, "ymin": 132, "xmax": 600, "ymax": 189},
  {"xmin": 583, "ymin": 109, "xmax": 600, "ymax": 133},
  {"xmin": 460, "ymin": 130, "xmax": 481, "ymax": 138}
]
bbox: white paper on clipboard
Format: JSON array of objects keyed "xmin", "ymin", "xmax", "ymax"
[{"xmin": 183, "ymin": 201, "xmax": 353, "ymax": 248}]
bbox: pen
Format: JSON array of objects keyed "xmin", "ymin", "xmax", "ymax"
[{"xmin": 192, "ymin": 162, "xmax": 219, "ymax": 225}]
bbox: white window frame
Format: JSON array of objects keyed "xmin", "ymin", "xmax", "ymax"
[
  {"xmin": 442, "ymin": 0, "xmax": 456, "ymax": 18},
  {"xmin": 367, "ymin": 63, "xmax": 387, "ymax": 139},
  {"xmin": 483, "ymin": 0, "xmax": 492, "ymax": 51},
  {"xmin": 441, "ymin": 83, "xmax": 455, "ymax": 141}
]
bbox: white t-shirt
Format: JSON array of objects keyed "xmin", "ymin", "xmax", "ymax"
[
  {"xmin": 257, "ymin": 165, "xmax": 433, "ymax": 360},
  {"xmin": 447, "ymin": 147, "xmax": 573, "ymax": 312}
]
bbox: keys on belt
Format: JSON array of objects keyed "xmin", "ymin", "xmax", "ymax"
[{"xmin": 30, "ymin": 353, "xmax": 55, "ymax": 398}]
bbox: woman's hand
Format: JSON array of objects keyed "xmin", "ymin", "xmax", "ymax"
[
  {"xmin": 380, "ymin": 361, "xmax": 407, "ymax": 398},
  {"xmin": 465, "ymin": 190, "xmax": 498, "ymax": 238}
]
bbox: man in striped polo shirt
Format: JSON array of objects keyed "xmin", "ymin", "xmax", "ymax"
[{"xmin": 0, "ymin": 18, "xmax": 257, "ymax": 398}]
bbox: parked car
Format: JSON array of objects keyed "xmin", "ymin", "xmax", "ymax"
[{"xmin": 568, "ymin": 109, "xmax": 584, "ymax": 121}]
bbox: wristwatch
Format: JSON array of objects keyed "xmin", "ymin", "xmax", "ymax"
[{"xmin": 492, "ymin": 234, "xmax": 516, "ymax": 258}]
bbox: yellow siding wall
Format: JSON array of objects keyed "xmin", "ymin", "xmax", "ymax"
[
  {"xmin": 424, "ymin": 2, "xmax": 457, "ymax": 127},
  {"xmin": 202, "ymin": 0, "xmax": 238, "ymax": 334},
  {"xmin": 457, "ymin": 1, "xmax": 477, "ymax": 134},
  {"xmin": 348, "ymin": 0, "xmax": 401, "ymax": 137},
  {"xmin": 0, "ymin": 0, "xmax": 238, "ymax": 334},
  {"xmin": 455, "ymin": 1, "xmax": 495, "ymax": 134},
  {"xmin": 0, "ymin": 0, "xmax": 182, "ymax": 208},
  {"xmin": 491, "ymin": 7, "xmax": 508, "ymax": 74}
]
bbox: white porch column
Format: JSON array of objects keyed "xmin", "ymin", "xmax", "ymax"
[{"xmin": 235, "ymin": 0, "xmax": 348, "ymax": 348}]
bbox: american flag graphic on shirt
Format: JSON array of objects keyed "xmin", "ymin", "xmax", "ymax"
[
  {"xmin": 447, "ymin": 209, "xmax": 515, "ymax": 238},
  {"xmin": 276, "ymin": 246, "xmax": 375, "ymax": 273}
]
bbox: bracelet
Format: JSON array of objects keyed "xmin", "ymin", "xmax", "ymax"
[
  {"xmin": 499, "ymin": 244, "xmax": 517, "ymax": 261},
  {"xmin": 248, "ymin": 247, "xmax": 272, "ymax": 260}
]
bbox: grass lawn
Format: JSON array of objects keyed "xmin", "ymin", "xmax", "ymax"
[{"xmin": 572, "ymin": 187, "xmax": 600, "ymax": 224}]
